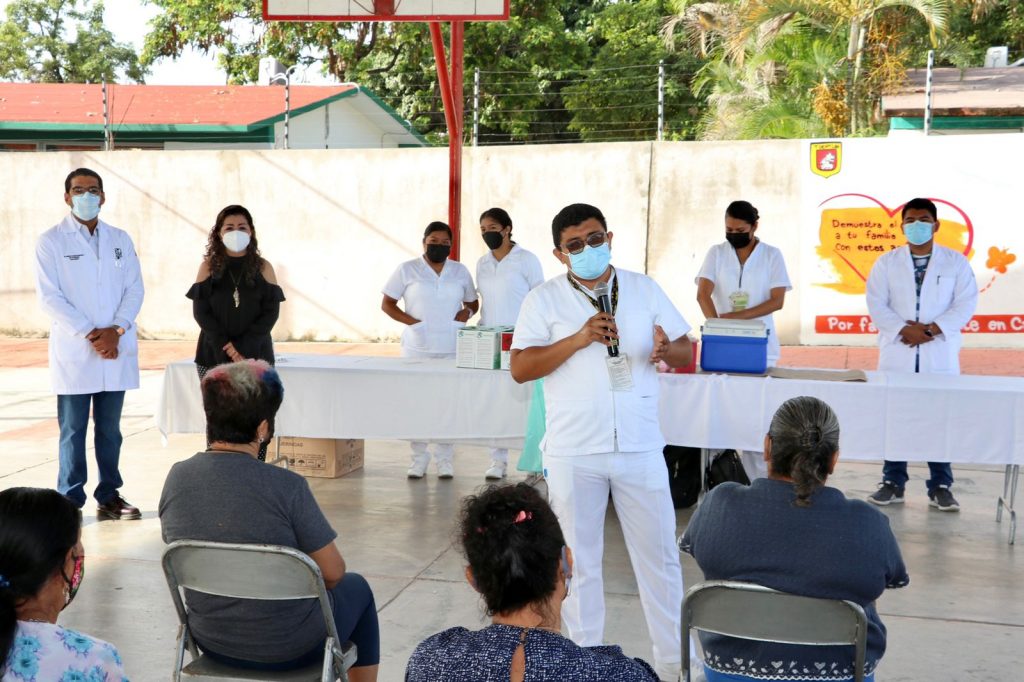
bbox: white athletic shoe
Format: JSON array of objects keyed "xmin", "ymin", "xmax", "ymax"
[
  {"xmin": 484, "ymin": 462, "xmax": 507, "ymax": 480},
  {"xmin": 407, "ymin": 454, "xmax": 429, "ymax": 479},
  {"xmin": 437, "ymin": 460, "xmax": 455, "ymax": 479}
]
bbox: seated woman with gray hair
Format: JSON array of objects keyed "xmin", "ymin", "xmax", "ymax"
[
  {"xmin": 158, "ymin": 360, "xmax": 379, "ymax": 682},
  {"xmin": 680, "ymin": 396, "xmax": 909, "ymax": 682}
]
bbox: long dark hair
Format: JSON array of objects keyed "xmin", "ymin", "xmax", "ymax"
[
  {"xmin": 767, "ymin": 396, "xmax": 841, "ymax": 507},
  {"xmin": 204, "ymin": 205, "xmax": 263, "ymax": 285},
  {"xmin": 0, "ymin": 488, "xmax": 81, "ymax": 673},
  {"xmin": 460, "ymin": 483, "xmax": 565, "ymax": 616}
]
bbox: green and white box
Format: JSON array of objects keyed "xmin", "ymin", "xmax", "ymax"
[{"xmin": 456, "ymin": 326, "xmax": 510, "ymax": 370}]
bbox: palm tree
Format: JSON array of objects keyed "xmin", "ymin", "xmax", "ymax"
[{"xmin": 665, "ymin": 0, "xmax": 952, "ymax": 135}]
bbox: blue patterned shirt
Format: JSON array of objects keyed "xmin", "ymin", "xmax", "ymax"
[
  {"xmin": 405, "ymin": 624, "xmax": 658, "ymax": 681},
  {"xmin": 2, "ymin": 621, "xmax": 128, "ymax": 682}
]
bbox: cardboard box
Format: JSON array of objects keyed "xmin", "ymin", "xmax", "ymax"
[
  {"xmin": 457, "ymin": 326, "xmax": 511, "ymax": 369},
  {"xmin": 277, "ymin": 437, "xmax": 364, "ymax": 479}
]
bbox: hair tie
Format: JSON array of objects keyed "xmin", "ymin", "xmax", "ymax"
[
  {"xmin": 512, "ymin": 510, "xmax": 532, "ymax": 525},
  {"xmin": 0, "ymin": 574, "xmax": 10, "ymax": 589}
]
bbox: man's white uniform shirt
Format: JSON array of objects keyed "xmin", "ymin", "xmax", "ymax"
[{"xmin": 512, "ymin": 268, "xmax": 690, "ymax": 456}]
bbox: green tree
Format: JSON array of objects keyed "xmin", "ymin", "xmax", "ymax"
[
  {"xmin": 0, "ymin": 0, "xmax": 145, "ymax": 82},
  {"xmin": 665, "ymin": 0, "xmax": 952, "ymax": 138}
]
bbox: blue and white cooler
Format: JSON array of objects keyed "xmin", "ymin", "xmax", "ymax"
[{"xmin": 699, "ymin": 318, "xmax": 770, "ymax": 374}]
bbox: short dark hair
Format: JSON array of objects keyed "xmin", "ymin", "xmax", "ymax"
[
  {"xmin": 767, "ymin": 396, "xmax": 841, "ymax": 507},
  {"xmin": 551, "ymin": 203, "xmax": 607, "ymax": 248},
  {"xmin": 0, "ymin": 488, "xmax": 81, "ymax": 672},
  {"xmin": 725, "ymin": 200, "xmax": 759, "ymax": 225},
  {"xmin": 901, "ymin": 198, "xmax": 937, "ymax": 221},
  {"xmin": 64, "ymin": 168, "xmax": 103, "ymax": 193},
  {"xmin": 460, "ymin": 483, "xmax": 565, "ymax": 616},
  {"xmin": 479, "ymin": 208, "xmax": 512, "ymax": 231},
  {"xmin": 201, "ymin": 360, "xmax": 284, "ymax": 445},
  {"xmin": 423, "ymin": 221, "xmax": 452, "ymax": 241}
]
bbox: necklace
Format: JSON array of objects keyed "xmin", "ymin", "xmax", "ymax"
[{"xmin": 227, "ymin": 269, "xmax": 242, "ymax": 308}]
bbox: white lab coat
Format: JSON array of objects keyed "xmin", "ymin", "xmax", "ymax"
[
  {"xmin": 35, "ymin": 214, "xmax": 145, "ymax": 394},
  {"xmin": 865, "ymin": 245, "xmax": 977, "ymax": 375}
]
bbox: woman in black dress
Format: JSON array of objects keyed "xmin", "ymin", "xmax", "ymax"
[{"xmin": 187, "ymin": 205, "xmax": 285, "ymax": 460}]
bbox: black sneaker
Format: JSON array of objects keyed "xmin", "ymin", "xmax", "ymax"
[
  {"xmin": 868, "ymin": 482, "xmax": 905, "ymax": 506},
  {"xmin": 929, "ymin": 486, "xmax": 960, "ymax": 512},
  {"xmin": 97, "ymin": 493, "xmax": 142, "ymax": 521}
]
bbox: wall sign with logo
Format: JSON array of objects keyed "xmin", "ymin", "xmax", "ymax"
[{"xmin": 800, "ymin": 137, "xmax": 1022, "ymax": 346}]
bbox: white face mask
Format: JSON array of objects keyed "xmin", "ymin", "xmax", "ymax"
[{"xmin": 222, "ymin": 231, "xmax": 251, "ymax": 253}]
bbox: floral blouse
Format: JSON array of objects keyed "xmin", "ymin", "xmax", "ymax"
[{"xmin": 2, "ymin": 621, "xmax": 128, "ymax": 682}]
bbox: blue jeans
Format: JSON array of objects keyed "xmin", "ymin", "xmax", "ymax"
[
  {"xmin": 201, "ymin": 572, "xmax": 380, "ymax": 670},
  {"xmin": 882, "ymin": 460, "xmax": 954, "ymax": 492},
  {"xmin": 57, "ymin": 391, "xmax": 125, "ymax": 507}
]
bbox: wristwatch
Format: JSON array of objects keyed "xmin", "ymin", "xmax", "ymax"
[
  {"xmin": 923, "ymin": 325, "xmax": 934, "ymax": 338},
  {"xmin": 115, "ymin": 326, "xmax": 126, "ymax": 337}
]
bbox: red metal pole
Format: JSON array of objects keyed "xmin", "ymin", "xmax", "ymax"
[
  {"xmin": 429, "ymin": 24, "xmax": 456, "ymax": 133},
  {"xmin": 449, "ymin": 21, "xmax": 465, "ymax": 261}
]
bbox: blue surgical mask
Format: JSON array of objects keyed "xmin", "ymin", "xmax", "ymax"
[
  {"xmin": 71, "ymin": 193, "xmax": 101, "ymax": 221},
  {"xmin": 904, "ymin": 220, "xmax": 934, "ymax": 246},
  {"xmin": 567, "ymin": 243, "xmax": 611, "ymax": 280}
]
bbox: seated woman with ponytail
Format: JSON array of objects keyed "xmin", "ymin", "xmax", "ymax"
[
  {"xmin": 0, "ymin": 487, "xmax": 128, "ymax": 681},
  {"xmin": 680, "ymin": 396, "xmax": 910, "ymax": 682},
  {"xmin": 406, "ymin": 483, "xmax": 658, "ymax": 681}
]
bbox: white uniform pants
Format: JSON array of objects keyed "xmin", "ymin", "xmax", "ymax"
[
  {"xmin": 410, "ymin": 441, "xmax": 454, "ymax": 463},
  {"xmin": 489, "ymin": 447, "xmax": 508, "ymax": 464},
  {"xmin": 545, "ymin": 449, "xmax": 682, "ymax": 669}
]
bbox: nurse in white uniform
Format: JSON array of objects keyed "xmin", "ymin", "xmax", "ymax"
[
  {"xmin": 34, "ymin": 168, "xmax": 145, "ymax": 521},
  {"xmin": 382, "ymin": 221, "xmax": 479, "ymax": 479},
  {"xmin": 696, "ymin": 200, "xmax": 792, "ymax": 479},
  {"xmin": 475, "ymin": 207, "xmax": 544, "ymax": 480}
]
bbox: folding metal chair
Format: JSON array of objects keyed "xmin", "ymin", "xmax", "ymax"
[
  {"xmin": 682, "ymin": 580, "xmax": 868, "ymax": 682},
  {"xmin": 162, "ymin": 540, "xmax": 358, "ymax": 681}
]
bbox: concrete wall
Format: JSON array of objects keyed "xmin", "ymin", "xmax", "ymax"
[{"xmin": 2, "ymin": 138, "xmax": 1020, "ymax": 347}]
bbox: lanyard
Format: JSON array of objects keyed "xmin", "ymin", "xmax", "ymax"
[{"xmin": 567, "ymin": 270, "xmax": 618, "ymax": 315}]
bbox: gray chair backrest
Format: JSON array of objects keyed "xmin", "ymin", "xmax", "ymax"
[
  {"xmin": 162, "ymin": 540, "xmax": 341, "ymax": 648},
  {"xmin": 683, "ymin": 580, "xmax": 868, "ymax": 682}
]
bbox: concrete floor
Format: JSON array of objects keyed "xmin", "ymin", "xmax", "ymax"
[{"xmin": 1, "ymin": 360, "xmax": 1022, "ymax": 681}]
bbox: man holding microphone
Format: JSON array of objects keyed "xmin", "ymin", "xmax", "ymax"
[{"xmin": 510, "ymin": 203, "xmax": 692, "ymax": 682}]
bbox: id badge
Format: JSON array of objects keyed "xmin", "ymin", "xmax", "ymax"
[
  {"xmin": 606, "ymin": 353, "xmax": 634, "ymax": 392},
  {"xmin": 729, "ymin": 290, "xmax": 749, "ymax": 312}
]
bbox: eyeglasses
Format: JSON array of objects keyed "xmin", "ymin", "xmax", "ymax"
[
  {"xmin": 69, "ymin": 187, "xmax": 102, "ymax": 196},
  {"xmin": 562, "ymin": 232, "xmax": 607, "ymax": 255}
]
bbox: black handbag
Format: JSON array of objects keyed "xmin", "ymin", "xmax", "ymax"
[
  {"xmin": 663, "ymin": 445, "xmax": 702, "ymax": 509},
  {"xmin": 705, "ymin": 449, "xmax": 751, "ymax": 491}
]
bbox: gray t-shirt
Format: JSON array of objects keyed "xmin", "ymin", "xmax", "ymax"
[{"xmin": 159, "ymin": 451, "xmax": 337, "ymax": 662}]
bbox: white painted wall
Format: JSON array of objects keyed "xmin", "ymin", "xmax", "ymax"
[{"xmin": 3, "ymin": 137, "xmax": 1022, "ymax": 348}]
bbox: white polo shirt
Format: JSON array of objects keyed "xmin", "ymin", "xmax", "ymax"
[
  {"xmin": 512, "ymin": 267, "xmax": 690, "ymax": 457},
  {"xmin": 475, "ymin": 244, "xmax": 545, "ymax": 327},
  {"xmin": 382, "ymin": 256, "xmax": 477, "ymax": 357},
  {"xmin": 696, "ymin": 240, "xmax": 791, "ymax": 362}
]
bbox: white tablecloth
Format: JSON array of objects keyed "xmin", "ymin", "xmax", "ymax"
[
  {"xmin": 659, "ymin": 371, "xmax": 1024, "ymax": 464},
  {"xmin": 158, "ymin": 355, "xmax": 1024, "ymax": 464},
  {"xmin": 157, "ymin": 355, "xmax": 532, "ymax": 443}
]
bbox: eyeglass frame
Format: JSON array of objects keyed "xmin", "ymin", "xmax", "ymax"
[{"xmin": 560, "ymin": 231, "xmax": 608, "ymax": 256}]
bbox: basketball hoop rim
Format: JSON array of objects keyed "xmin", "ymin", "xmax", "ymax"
[{"xmin": 262, "ymin": 0, "xmax": 510, "ymax": 22}]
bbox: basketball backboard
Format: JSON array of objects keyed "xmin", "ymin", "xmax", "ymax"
[{"xmin": 263, "ymin": 0, "xmax": 510, "ymax": 22}]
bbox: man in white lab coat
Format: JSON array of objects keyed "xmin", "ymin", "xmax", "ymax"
[
  {"xmin": 865, "ymin": 198, "xmax": 978, "ymax": 511},
  {"xmin": 35, "ymin": 168, "xmax": 145, "ymax": 520}
]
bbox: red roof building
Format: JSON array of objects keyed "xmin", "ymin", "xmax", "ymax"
[{"xmin": 0, "ymin": 83, "xmax": 426, "ymax": 151}]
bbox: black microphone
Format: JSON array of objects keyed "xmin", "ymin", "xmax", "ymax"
[{"xmin": 593, "ymin": 281, "xmax": 618, "ymax": 357}]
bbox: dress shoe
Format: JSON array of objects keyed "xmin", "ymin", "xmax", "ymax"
[{"xmin": 97, "ymin": 493, "xmax": 142, "ymax": 521}]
